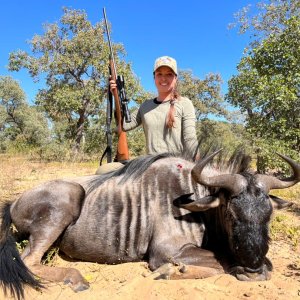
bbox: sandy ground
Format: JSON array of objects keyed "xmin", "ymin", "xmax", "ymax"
[
  {"xmin": 0, "ymin": 155, "xmax": 299, "ymax": 300},
  {"xmin": 1, "ymin": 237, "xmax": 298, "ymax": 300}
]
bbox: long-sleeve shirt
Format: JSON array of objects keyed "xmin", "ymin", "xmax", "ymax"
[{"xmin": 123, "ymin": 96, "xmax": 198, "ymax": 157}]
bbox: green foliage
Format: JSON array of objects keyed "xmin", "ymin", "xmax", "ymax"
[
  {"xmin": 16, "ymin": 239, "xmax": 29, "ymax": 253},
  {"xmin": 36, "ymin": 140, "xmax": 73, "ymax": 161},
  {"xmin": 42, "ymin": 247, "xmax": 59, "ymax": 266},
  {"xmin": 250, "ymin": 137, "xmax": 299, "ymax": 174},
  {"xmin": 126, "ymin": 127, "xmax": 147, "ymax": 157},
  {"xmin": 0, "ymin": 76, "xmax": 50, "ymax": 152},
  {"xmin": 197, "ymin": 120, "xmax": 251, "ymax": 154},
  {"xmin": 229, "ymin": 0, "xmax": 300, "ymax": 47},
  {"xmin": 227, "ymin": 2, "xmax": 300, "ymax": 173},
  {"xmin": 252, "ymin": 17, "xmax": 300, "ymax": 78},
  {"xmin": 0, "ymin": 75, "xmax": 26, "ymax": 106},
  {"xmin": 82, "ymin": 115, "xmax": 106, "ymax": 156},
  {"xmin": 178, "ymin": 70, "xmax": 226, "ymax": 120}
]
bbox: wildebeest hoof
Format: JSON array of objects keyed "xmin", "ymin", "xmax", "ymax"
[
  {"xmin": 64, "ymin": 279, "xmax": 71, "ymax": 285},
  {"xmin": 63, "ymin": 277, "xmax": 90, "ymax": 292},
  {"xmin": 73, "ymin": 283, "xmax": 90, "ymax": 292},
  {"xmin": 68, "ymin": 280, "xmax": 90, "ymax": 292},
  {"xmin": 152, "ymin": 263, "xmax": 176, "ymax": 280},
  {"xmin": 178, "ymin": 264, "xmax": 187, "ymax": 273},
  {"xmin": 236, "ymin": 271, "xmax": 271, "ymax": 281},
  {"xmin": 233, "ymin": 264, "xmax": 271, "ymax": 281},
  {"xmin": 154, "ymin": 274, "xmax": 170, "ymax": 280}
]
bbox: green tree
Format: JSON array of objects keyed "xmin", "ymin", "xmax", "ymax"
[
  {"xmin": 0, "ymin": 76, "xmax": 50, "ymax": 151},
  {"xmin": 178, "ymin": 70, "xmax": 226, "ymax": 120},
  {"xmin": 227, "ymin": 1, "xmax": 300, "ymax": 172},
  {"xmin": 8, "ymin": 7, "xmax": 143, "ymax": 154},
  {"xmin": 229, "ymin": 0, "xmax": 300, "ymax": 47},
  {"xmin": 197, "ymin": 120, "xmax": 250, "ymax": 153}
]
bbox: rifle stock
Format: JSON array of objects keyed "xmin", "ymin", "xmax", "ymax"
[{"xmin": 103, "ymin": 8, "xmax": 130, "ymax": 162}]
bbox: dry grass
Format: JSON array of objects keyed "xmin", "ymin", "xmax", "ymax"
[
  {"xmin": 0, "ymin": 154, "xmax": 98, "ymax": 203},
  {"xmin": 0, "ymin": 154, "xmax": 99, "ymax": 263},
  {"xmin": 272, "ymin": 185, "xmax": 300, "ymax": 204}
]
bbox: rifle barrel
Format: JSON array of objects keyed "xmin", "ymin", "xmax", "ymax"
[{"xmin": 103, "ymin": 7, "xmax": 117, "ymax": 77}]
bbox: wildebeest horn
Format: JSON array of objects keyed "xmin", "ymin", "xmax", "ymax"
[
  {"xmin": 191, "ymin": 149, "xmax": 247, "ymax": 195},
  {"xmin": 255, "ymin": 153, "xmax": 300, "ymax": 193}
]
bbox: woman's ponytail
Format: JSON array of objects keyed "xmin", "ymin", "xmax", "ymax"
[{"xmin": 166, "ymin": 84, "xmax": 179, "ymax": 128}]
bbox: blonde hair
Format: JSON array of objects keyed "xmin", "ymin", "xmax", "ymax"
[{"xmin": 166, "ymin": 83, "xmax": 180, "ymax": 129}]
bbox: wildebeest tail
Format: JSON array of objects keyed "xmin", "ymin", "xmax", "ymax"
[{"xmin": 0, "ymin": 202, "xmax": 43, "ymax": 300}]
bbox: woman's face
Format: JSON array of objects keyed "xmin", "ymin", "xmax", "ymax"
[{"xmin": 154, "ymin": 66, "xmax": 177, "ymax": 95}]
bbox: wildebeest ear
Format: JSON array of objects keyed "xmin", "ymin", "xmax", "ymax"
[
  {"xmin": 269, "ymin": 195, "xmax": 293, "ymax": 209},
  {"xmin": 173, "ymin": 194, "xmax": 220, "ymax": 212}
]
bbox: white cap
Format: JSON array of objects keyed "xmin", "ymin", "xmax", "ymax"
[{"xmin": 154, "ymin": 56, "xmax": 177, "ymax": 75}]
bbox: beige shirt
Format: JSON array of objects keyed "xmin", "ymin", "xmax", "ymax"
[{"xmin": 123, "ymin": 96, "xmax": 198, "ymax": 157}]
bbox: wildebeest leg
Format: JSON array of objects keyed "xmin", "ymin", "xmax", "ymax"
[
  {"xmin": 151, "ymin": 263, "xmax": 223, "ymax": 280},
  {"xmin": 22, "ymin": 229, "xmax": 89, "ymax": 292},
  {"xmin": 170, "ymin": 264, "xmax": 223, "ymax": 279},
  {"xmin": 152, "ymin": 245, "xmax": 224, "ymax": 280},
  {"xmin": 12, "ymin": 181, "xmax": 89, "ymax": 292}
]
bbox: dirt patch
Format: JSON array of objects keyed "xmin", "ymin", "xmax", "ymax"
[
  {"xmin": 1, "ymin": 155, "xmax": 300, "ymax": 300},
  {"xmin": 2, "ymin": 244, "xmax": 299, "ymax": 300}
]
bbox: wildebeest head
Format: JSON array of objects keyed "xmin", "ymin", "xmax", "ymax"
[{"xmin": 178, "ymin": 150, "xmax": 299, "ymax": 281}]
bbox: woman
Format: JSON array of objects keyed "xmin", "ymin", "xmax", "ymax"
[{"xmin": 111, "ymin": 56, "xmax": 199, "ymax": 159}]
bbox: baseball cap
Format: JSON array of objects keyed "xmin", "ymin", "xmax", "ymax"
[{"xmin": 153, "ymin": 56, "xmax": 177, "ymax": 75}]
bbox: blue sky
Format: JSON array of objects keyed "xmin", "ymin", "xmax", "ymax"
[{"xmin": 0, "ymin": 0, "xmax": 257, "ymax": 104}]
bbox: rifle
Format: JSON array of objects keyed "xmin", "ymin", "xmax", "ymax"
[{"xmin": 102, "ymin": 7, "xmax": 131, "ymax": 163}]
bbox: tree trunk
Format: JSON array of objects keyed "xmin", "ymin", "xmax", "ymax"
[{"xmin": 72, "ymin": 111, "xmax": 85, "ymax": 155}]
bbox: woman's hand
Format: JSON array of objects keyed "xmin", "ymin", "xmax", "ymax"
[{"xmin": 109, "ymin": 79, "xmax": 117, "ymax": 93}]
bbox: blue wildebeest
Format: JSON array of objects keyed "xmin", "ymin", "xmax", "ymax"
[{"xmin": 0, "ymin": 150, "xmax": 299, "ymax": 299}]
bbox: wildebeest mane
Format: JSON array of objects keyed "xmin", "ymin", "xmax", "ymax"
[
  {"xmin": 87, "ymin": 144, "xmax": 252, "ymax": 195},
  {"xmin": 225, "ymin": 148, "xmax": 252, "ymax": 174},
  {"xmin": 86, "ymin": 153, "xmax": 174, "ymax": 194},
  {"xmin": 200, "ymin": 143, "xmax": 252, "ymax": 175},
  {"xmin": 196, "ymin": 134, "xmax": 252, "ymax": 175}
]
